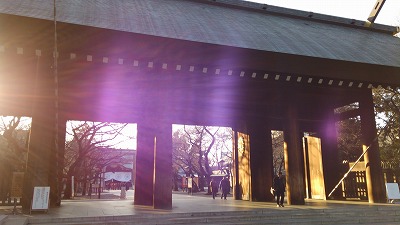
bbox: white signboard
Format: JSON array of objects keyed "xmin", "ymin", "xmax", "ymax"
[
  {"xmin": 31, "ymin": 186, "xmax": 50, "ymax": 211},
  {"xmin": 71, "ymin": 176, "xmax": 75, "ymax": 198},
  {"xmin": 386, "ymin": 183, "xmax": 400, "ymax": 203}
]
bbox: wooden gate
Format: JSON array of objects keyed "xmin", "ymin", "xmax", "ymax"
[
  {"xmin": 342, "ymin": 171, "xmax": 368, "ymax": 200},
  {"xmin": 303, "ymin": 136, "xmax": 326, "ymax": 200},
  {"xmin": 0, "ymin": 167, "xmax": 13, "ymax": 206},
  {"xmin": 0, "ymin": 170, "xmax": 23, "ymax": 206}
]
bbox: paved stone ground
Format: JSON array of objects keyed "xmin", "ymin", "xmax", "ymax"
[
  {"xmin": 0, "ymin": 190, "xmax": 231, "ymax": 216},
  {"xmin": 1, "ymin": 190, "xmax": 399, "ymax": 225}
]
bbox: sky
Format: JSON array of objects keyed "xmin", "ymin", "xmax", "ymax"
[{"xmin": 250, "ymin": 0, "xmax": 400, "ymax": 26}]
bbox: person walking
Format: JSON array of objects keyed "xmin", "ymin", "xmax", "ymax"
[
  {"xmin": 273, "ymin": 172, "xmax": 286, "ymax": 207},
  {"xmin": 210, "ymin": 178, "xmax": 219, "ymax": 199},
  {"xmin": 219, "ymin": 176, "xmax": 230, "ymax": 200}
]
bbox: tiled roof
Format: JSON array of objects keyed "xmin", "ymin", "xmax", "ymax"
[{"xmin": 0, "ymin": 0, "xmax": 399, "ymax": 68}]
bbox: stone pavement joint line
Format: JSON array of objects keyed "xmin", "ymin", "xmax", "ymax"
[{"xmin": 1, "ymin": 191, "xmax": 400, "ymax": 225}]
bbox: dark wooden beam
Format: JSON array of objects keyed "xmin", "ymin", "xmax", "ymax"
[{"xmin": 366, "ymin": 0, "xmax": 386, "ymax": 25}]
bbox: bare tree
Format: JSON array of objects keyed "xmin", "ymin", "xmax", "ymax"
[
  {"xmin": 0, "ymin": 116, "xmax": 30, "ymax": 168},
  {"xmin": 0, "ymin": 116, "xmax": 31, "ymax": 202},
  {"xmin": 182, "ymin": 126, "xmax": 213, "ymax": 191},
  {"xmin": 271, "ymin": 130, "xmax": 284, "ymax": 175},
  {"xmin": 63, "ymin": 121, "xmax": 134, "ymax": 199},
  {"xmin": 172, "ymin": 125, "xmax": 233, "ymax": 193},
  {"xmin": 210, "ymin": 127, "xmax": 233, "ymax": 174},
  {"xmin": 172, "ymin": 129, "xmax": 195, "ymax": 173}
]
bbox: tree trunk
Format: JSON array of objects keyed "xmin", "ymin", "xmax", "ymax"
[
  {"xmin": 63, "ymin": 176, "xmax": 73, "ymax": 199},
  {"xmin": 82, "ymin": 176, "xmax": 87, "ymax": 196},
  {"xmin": 198, "ymin": 176, "xmax": 205, "ymax": 191}
]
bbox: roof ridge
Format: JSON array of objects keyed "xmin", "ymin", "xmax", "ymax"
[{"xmin": 200, "ymin": 0, "xmax": 399, "ymax": 35}]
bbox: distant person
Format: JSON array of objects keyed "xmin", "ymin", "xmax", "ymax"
[
  {"xmin": 210, "ymin": 178, "xmax": 219, "ymax": 199},
  {"xmin": 125, "ymin": 182, "xmax": 130, "ymax": 191},
  {"xmin": 273, "ymin": 172, "xmax": 286, "ymax": 207},
  {"xmin": 219, "ymin": 176, "xmax": 230, "ymax": 200}
]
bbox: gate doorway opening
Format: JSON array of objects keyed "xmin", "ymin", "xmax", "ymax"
[
  {"xmin": 63, "ymin": 120, "xmax": 136, "ymax": 200},
  {"xmin": 0, "ymin": 116, "xmax": 31, "ymax": 206},
  {"xmin": 172, "ymin": 124, "xmax": 233, "ymax": 196}
]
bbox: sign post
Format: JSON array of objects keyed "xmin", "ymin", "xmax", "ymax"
[
  {"xmin": 386, "ymin": 183, "xmax": 400, "ymax": 203},
  {"xmin": 31, "ymin": 187, "xmax": 50, "ymax": 214},
  {"xmin": 71, "ymin": 176, "xmax": 75, "ymax": 199}
]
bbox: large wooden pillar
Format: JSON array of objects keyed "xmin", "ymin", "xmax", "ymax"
[
  {"xmin": 21, "ymin": 54, "xmax": 55, "ymax": 210},
  {"xmin": 248, "ymin": 123, "xmax": 274, "ymax": 201},
  {"xmin": 320, "ymin": 114, "xmax": 342, "ymax": 199},
  {"xmin": 22, "ymin": 116, "xmax": 54, "ymax": 210},
  {"xmin": 359, "ymin": 90, "xmax": 386, "ymax": 203},
  {"xmin": 284, "ymin": 103, "xmax": 305, "ymax": 205},
  {"xmin": 134, "ymin": 75, "xmax": 173, "ymax": 209},
  {"xmin": 135, "ymin": 120, "xmax": 173, "ymax": 208},
  {"xmin": 49, "ymin": 117, "xmax": 66, "ymax": 207},
  {"xmin": 153, "ymin": 122, "xmax": 172, "ymax": 209},
  {"xmin": 134, "ymin": 117, "xmax": 155, "ymax": 206}
]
